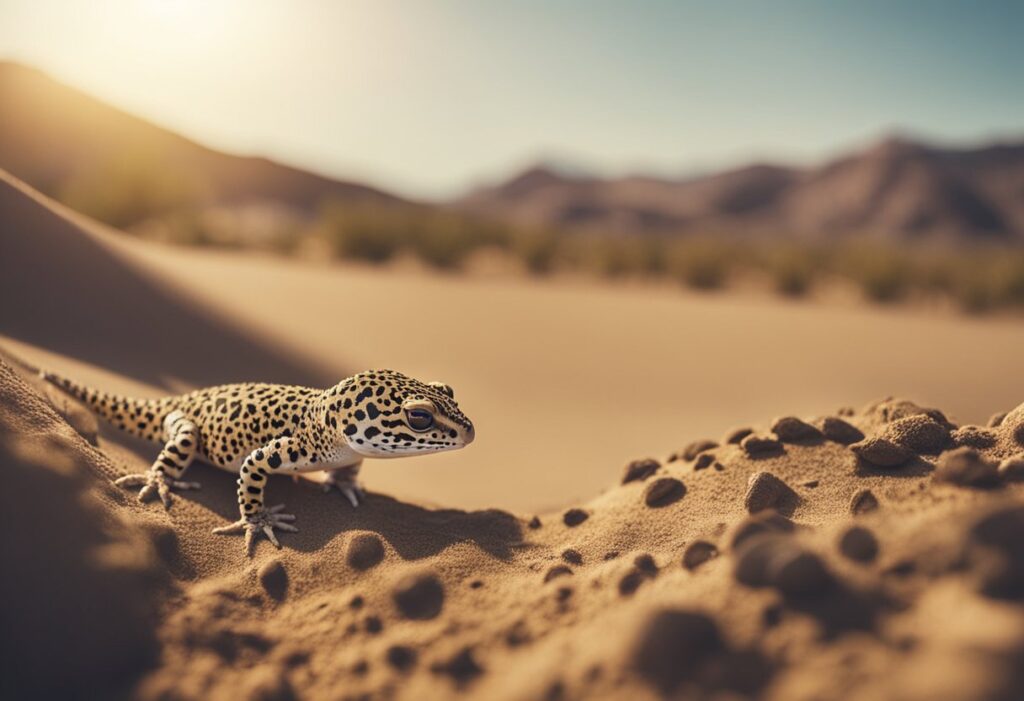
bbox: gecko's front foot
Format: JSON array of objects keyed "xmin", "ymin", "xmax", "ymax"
[
  {"xmin": 212, "ymin": 504, "xmax": 298, "ymax": 554},
  {"xmin": 114, "ymin": 470, "xmax": 201, "ymax": 509},
  {"xmin": 323, "ymin": 467, "xmax": 366, "ymax": 507}
]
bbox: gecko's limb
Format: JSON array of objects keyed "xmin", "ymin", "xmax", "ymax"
[
  {"xmin": 323, "ymin": 462, "xmax": 366, "ymax": 507},
  {"xmin": 213, "ymin": 437, "xmax": 309, "ymax": 554},
  {"xmin": 114, "ymin": 413, "xmax": 201, "ymax": 508}
]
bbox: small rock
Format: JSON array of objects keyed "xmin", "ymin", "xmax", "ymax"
[
  {"xmin": 820, "ymin": 416, "xmax": 864, "ymax": 445},
  {"xmin": 634, "ymin": 554, "xmax": 658, "ymax": 573},
  {"xmin": 693, "ymin": 453, "xmax": 715, "ymax": 470},
  {"xmin": 744, "ymin": 471, "xmax": 792, "ymax": 513},
  {"xmin": 618, "ymin": 570, "xmax": 646, "ymax": 596},
  {"xmin": 563, "ymin": 509, "xmax": 589, "ymax": 527},
  {"xmin": 258, "ymin": 559, "xmax": 288, "ymax": 601},
  {"xmin": 883, "ymin": 415, "xmax": 949, "ymax": 454},
  {"xmin": 393, "ymin": 571, "xmax": 445, "ymax": 620},
  {"xmin": 528, "ymin": 516, "xmax": 542, "ymax": 529},
  {"xmin": 681, "ymin": 440, "xmax": 718, "ymax": 461},
  {"xmin": 386, "ymin": 645, "xmax": 417, "ymax": 672},
  {"xmin": 622, "ymin": 458, "xmax": 660, "ymax": 484},
  {"xmin": 431, "ymin": 647, "xmax": 483, "ymax": 685},
  {"xmin": 802, "ymin": 479, "xmax": 820, "ymax": 488},
  {"xmin": 839, "ymin": 526, "xmax": 879, "ymax": 562},
  {"xmin": 771, "ymin": 416, "xmax": 822, "ymax": 442},
  {"xmin": 561, "ymin": 549, "xmax": 583, "ymax": 565},
  {"xmin": 734, "ymin": 536, "xmax": 832, "ymax": 596},
  {"xmin": 988, "ymin": 411, "xmax": 1007, "ymax": 428},
  {"xmin": 850, "ymin": 437, "xmax": 912, "ymax": 467},
  {"xmin": 630, "ymin": 609, "xmax": 724, "ymax": 693},
  {"xmin": 644, "ymin": 477, "xmax": 686, "ymax": 507},
  {"xmin": 364, "ymin": 616, "xmax": 383, "ymax": 634},
  {"xmin": 731, "ymin": 511, "xmax": 795, "ymax": 550},
  {"xmin": 741, "ymin": 434, "xmax": 783, "ymax": 458},
  {"xmin": 967, "ymin": 505, "xmax": 1024, "ymax": 599},
  {"xmin": 850, "ymin": 488, "xmax": 879, "ymax": 515},
  {"xmin": 934, "ymin": 447, "xmax": 999, "ymax": 487},
  {"xmin": 346, "ymin": 533, "xmax": 385, "ymax": 571},
  {"xmin": 725, "ymin": 427, "xmax": 755, "ymax": 444},
  {"xmin": 544, "ymin": 565, "xmax": 574, "ymax": 583},
  {"xmin": 772, "ymin": 549, "xmax": 832, "ymax": 597},
  {"xmin": 998, "ymin": 455, "xmax": 1024, "ymax": 481},
  {"xmin": 682, "ymin": 541, "xmax": 718, "ymax": 570},
  {"xmin": 951, "ymin": 425, "xmax": 998, "ymax": 449}
]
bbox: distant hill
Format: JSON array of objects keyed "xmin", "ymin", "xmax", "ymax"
[
  {"xmin": 0, "ymin": 61, "xmax": 408, "ymax": 227},
  {"xmin": 457, "ymin": 137, "xmax": 1024, "ymax": 244}
]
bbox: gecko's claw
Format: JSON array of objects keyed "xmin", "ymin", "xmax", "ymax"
[
  {"xmin": 323, "ymin": 472, "xmax": 366, "ymax": 507},
  {"xmin": 213, "ymin": 504, "xmax": 298, "ymax": 555},
  {"xmin": 114, "ymin": 470, "xmax": 200, "ymax": 509}
]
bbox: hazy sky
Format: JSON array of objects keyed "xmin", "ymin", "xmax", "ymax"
[{"xmin": 1, "ymin": 0, "xmax": 1022, "ymax": 199}]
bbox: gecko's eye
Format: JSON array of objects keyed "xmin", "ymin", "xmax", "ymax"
[{"xmin": 406, "ymin": 408, "xmax": 434, "ymax": 432}]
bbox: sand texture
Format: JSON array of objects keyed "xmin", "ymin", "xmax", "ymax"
[{"xmin": 4, "ymin": 354, "xmax": 1024, "ymax": 701}]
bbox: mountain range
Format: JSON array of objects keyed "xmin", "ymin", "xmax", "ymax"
[{"xmin": 1, "ymin": 60, "xmax": 1022, "ymax": 244}]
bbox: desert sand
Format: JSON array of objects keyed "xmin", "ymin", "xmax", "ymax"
[{"xmin": 4, "ymin": 170, "xmax": 1024, "ymax": 701}]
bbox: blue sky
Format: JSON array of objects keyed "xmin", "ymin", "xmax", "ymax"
[{"xmin": 0, "ymin": 0, "xmax": 1021, "ymax": 198}]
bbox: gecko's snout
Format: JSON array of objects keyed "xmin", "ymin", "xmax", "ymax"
[{"xmin": 463, "ymin": 422, "xmax": 476, "ymax": 445}]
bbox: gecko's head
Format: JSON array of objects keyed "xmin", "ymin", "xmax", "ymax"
[{"xmin": 332, "ymin": 369, "xmax": 475, "ymax": 458}]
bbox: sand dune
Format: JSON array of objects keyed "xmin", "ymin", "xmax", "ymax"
[{"xmin": 0, "ymin": 169, "xmax": 334, "ymax": 390}]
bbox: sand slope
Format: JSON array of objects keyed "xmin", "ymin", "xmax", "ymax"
[
  {"xmin": 0, "ymin": 169, "xmax": 334, "ymax": 390},
  {"xmin": 4, "ymin": 356, "xmax": 1024, "ymax": 700}
]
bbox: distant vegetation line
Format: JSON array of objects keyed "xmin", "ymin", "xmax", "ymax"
[{"xmin": 61, "ymin": 165, "xmax": 1024, "ymax": 315}]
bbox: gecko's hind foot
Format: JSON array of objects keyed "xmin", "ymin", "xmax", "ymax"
[
  {"xmin": 114, "ymin": 470, "xmax": 201, "ymax": 509},
  {"xmin": 213, "ymin": 504, "xmax": 298, "ymax": 555}
]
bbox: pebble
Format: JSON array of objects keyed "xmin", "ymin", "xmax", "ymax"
[
  {"xmin": 744, "ymin": 471, "xmax": 792, "ymax": 513},
  {"xmin": 634, "ymin": 554, "xmax": 658, "ymax": 574},
  {"xmin": 771, "ymin": 416, "xmax": 822, "ymax": 442},
  {"xmin": 630, "ymin": 609, "xmax": 723, "ymax": 693},
  {"xmin": 967, "ymin": 505, "xmax": 1024, "ymax": 599},
  {"xmin": 850, "ymin": 437, "xmax": 912, "ymax": 467},
  {"xmin": 528, "ymin": 516, "xmax": 542, "ymax": 529},
  {"xmin": 393, "ymin": 571, "xmax": 445, "ymax": 620},
  {"xmin": 693, "ymin": 453, "xmax": 715, "ymax": 470},
  {"xmin": 883, "ymin": 415, "xmax": 950, "ymax": 454},
  {"xmin": 998, "ymin": 455, "xmax": 1024, "ymax": 481},
  {"xmin": 682, "ymin": 540, "xmax": 719, "ymax": 570},
  {"xmin": 622, "ymin": 458, "xmax": 660, "ymax": 484},
  {"xmin": 386, "ymin": 645, "xmax": 417, "ymax": 672},
  {"xmin": 561, "ymin": 549, "xmax": 583, "ymax": 565},
  {"xmin": 563, "ymin": 509, "xmax": 589, "ymax": 527},
  {"xmin": 934, "ymin": 447, "xmax": 999, "ymax": 487},
  {"xmin": 725, "ymin": 427, "xmax": 755, "ymax": 444},
  {"xmin": 820, "ymin": 416, "xmax": 865, "ymax": 445},
  {"xmin": 951, "ymin": 426, "xmax": 998, "ymax": 449},
  {"xmin": 849, "ymin": 488, "xmax": 879, "ymax": 515},
  {"xmin": 839, "ymin": 525, "xmax": 879, "ymax": 562},
  {"xmin": 741, "ymin": 434, "xmax": 784, "ymax": 458},
  {"xmin": 681, "ymin": 440, "xmax": 718, "ymax": 461},
  {"xmin": 644, "ymin": 477, "xmax": 686, "ymax": 507},
  {"xmin": 988, "ymin": 411, "xmax": 1007, "ymax": 428},
  {"xmin": 734, "ymin": 537, "xmax": 832, "ymax": 596},
  {"xmin": 731, "ymin": 511, "xmax": 795, "ymax": 550},
  {"xmin": 431, "ymin": 647, "xmax": 483, "ymax": 685},
  {"xmin": 544, "ymin": 565, "xmax": 574, "ymax": 583},
  {"xmin": 346, "ymin": 533, "xmax": 385, "ymax": 571},
  {"xmin": 258, "ymin": 559, "xmax": 288, "ymax": 601}
]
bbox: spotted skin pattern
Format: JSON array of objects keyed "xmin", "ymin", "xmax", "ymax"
[{"xmin": 41, "ymin": 369, "xmax": 475, "ymax": 553}]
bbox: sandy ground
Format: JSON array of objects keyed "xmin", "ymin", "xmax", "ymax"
[{"xmin": 4, "ymin": 170, "xmax": 1024, "ymax": 701}]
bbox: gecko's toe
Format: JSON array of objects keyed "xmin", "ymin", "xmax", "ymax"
[{"xmin": 114, "ymin": 473, "xmax": 147, "ymax": 488}]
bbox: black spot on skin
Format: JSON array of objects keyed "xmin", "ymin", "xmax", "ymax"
[
  {"xmin": 247, "ymin": 486, "xmax": 261, "ymax": 495},
  {"xmin": 345, "ymin": 424, "xmax": 358, "ymax": 436},
  {"xmin": 365, "ymin": 426, "xmax": 381, "ymax": 439},
  {"xmin": 366, "ymin": 404, "xmax": 380, "ymax": 420},
  {"xmin": 289, "ymin": 450, "xmax": 299, "ymax": 463},
  {"xmin": 268, "ymin": 453, "xmax": 282, "ymax": 469},
  {"xmin": 354, "ymin": 410, "xmax": 366, "ymax": 421}
]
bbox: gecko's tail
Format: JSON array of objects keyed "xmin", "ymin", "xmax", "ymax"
[{"xmin": 40, "ymin": 369, "xmax": 175, "ymax": 442}]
